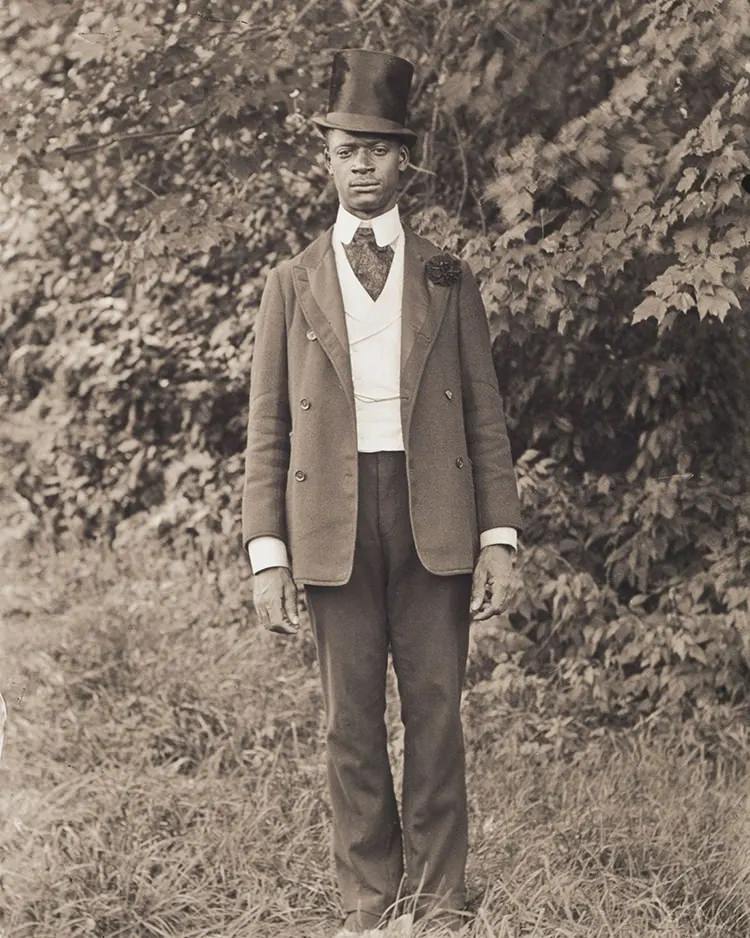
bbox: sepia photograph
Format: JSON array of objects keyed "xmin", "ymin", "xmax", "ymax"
[{"xmin": 1, "ymin": 1, "xmax": 749, "ymax": 936}]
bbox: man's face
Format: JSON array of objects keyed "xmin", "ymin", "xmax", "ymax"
[{"xmin": 325, "ymin": 129, "xmax": 409, "ymax": 218}]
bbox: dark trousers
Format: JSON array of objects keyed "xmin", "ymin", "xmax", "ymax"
[{"xmin": 305, "ymin": 450, "xmax": 473, "ymax": 922}]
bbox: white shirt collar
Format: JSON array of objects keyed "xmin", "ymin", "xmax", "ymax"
[{"xmin": 333, "ymin": 202, "xmax": 402, "ymax": 248}]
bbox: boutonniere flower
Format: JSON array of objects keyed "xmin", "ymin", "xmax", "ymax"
[{"xmin": 425, "ymin": 252, "xmax": 462, "ymax": 286}]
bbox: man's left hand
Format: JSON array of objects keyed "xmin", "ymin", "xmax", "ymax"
[{"xmin": 470, "ymin": 544, "xmax": 514, "ymax": 621}]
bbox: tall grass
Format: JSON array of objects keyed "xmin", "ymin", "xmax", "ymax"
[{"xmin": 2, "ymin": 537, "xmax": 750, "ymax": 937}]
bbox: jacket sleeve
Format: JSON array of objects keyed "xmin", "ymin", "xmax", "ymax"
[
  {"xmin": 241, "ymin": 266, "xmax": 292, "ymax": 555},
  {"xmin": 458, "ymin": 260, "xmax": 523, "ymax": 533}
]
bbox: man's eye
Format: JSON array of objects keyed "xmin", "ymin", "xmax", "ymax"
[
  {"xmin": 374, "ymin": 148, "xmax": 388, "ymax": 156},
  {"xmin": 338, "ymin": 149, "xmax": 352, "ymax": 158}
]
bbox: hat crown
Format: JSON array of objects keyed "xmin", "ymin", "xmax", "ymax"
[{"xmin": 327, "ymin": 49, "xmax": 414, "ymax": 127}]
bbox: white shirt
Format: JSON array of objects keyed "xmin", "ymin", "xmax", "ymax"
[{"xmin": 248, "ymin": 203, "xmax": 516, "ymax": 573}]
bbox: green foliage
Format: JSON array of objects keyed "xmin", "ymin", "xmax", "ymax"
[{"xmin": 1, "ymin": 0, "xmax": 749, "ymax": 718}]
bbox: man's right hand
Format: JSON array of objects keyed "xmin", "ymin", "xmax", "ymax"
[{"xmin": 252, "ymin": 566, "xmax": 300, "ymax": 636}]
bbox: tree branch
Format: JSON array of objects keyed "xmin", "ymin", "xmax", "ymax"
[
  {"xmin": 357, "ymin": 0, "xmax": 389, "ymax": 20},
  {"xmin": 448, "ymin": 112, "xmax": 469, "ymax": 219},
  {"xmin": 471, "ymin": 183, "xmax": 487, "ymax": 236},
  {"xmin": 282, "ymin": 0, "xmax": 323, "ymax": 36},
  {"xmin": 60, "ymin": 118, "xmax": 209, "ymax": 157},
  {"xmin": 406, "ymin": 162, "xmax": 437, "ymax": 176}
]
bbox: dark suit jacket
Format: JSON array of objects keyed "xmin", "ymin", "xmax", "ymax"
[{"xmin": 241, "ymin": 223, "xmax": 522, "ymax": 586}]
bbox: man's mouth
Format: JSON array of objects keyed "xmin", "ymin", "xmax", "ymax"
[{"xmin": 351, "ymin": 180, "xmax": 379, "ymax": 190}]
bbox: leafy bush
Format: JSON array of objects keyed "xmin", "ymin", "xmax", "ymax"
[{"xmin": 1, "ymin": 0, "xmax": 748, "ymax": 717}]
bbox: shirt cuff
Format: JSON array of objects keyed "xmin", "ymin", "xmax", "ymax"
[
  {"xmin": 479, "ymin": 526, "xmax": 518, "ymax": 550},
  {"xmin": 247, "ymin": 536, "xmax": 290, "ymax": 574}
]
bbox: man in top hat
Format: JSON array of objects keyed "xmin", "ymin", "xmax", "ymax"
[{"xmin": 242, "ymin": 49, "xmax": 522, "ymax": 935}]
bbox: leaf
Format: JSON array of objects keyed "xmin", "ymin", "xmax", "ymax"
[
  {"xmin": 68, "ymin": 32, "xmax": 107, "ymax": 64},
  {"xmin": 673, "ymin": 224, "xmax": 711, "ymax": 254},
  {"xmin": 717, "ymin": 180, "xmax": 741, "ymax": 205},
  {"xmin": 715, "ymin": 285, "xmax": 741, "ymax": 309},
  {"xmin": 672, "ymin": 634, "xmax": 687, "ymax": 660},
  {"xmin": 671, "ymin": 291, "xmax": 694, "ymax": 312},
  {"xmin": 499, "ymin": 190, "xmax": 534, "ymax": 224},
  {"xmin": 215, "ymin": 90, "xmax": 246, "ymax": 119},
  {"xmin": 439, "ymin": 72, "xmax": 476, "ymax": 110},
  {"xmin": 17, "ymin": 0, "xmax": 59, "ymax": 24},
  {"xmin": 676, "ymin": 167, "xmax": 699, "ymax": 193},
  {"xmin": 568, "ymin": 177, "xmax": 598, "ymax": 205},
  {"xmin": 632, "ymin": 294, "xmax": 667, "ymax": 325},
  {"xmin": 697, "ymin": 292, "xmax": 731, "ymax": 321}
]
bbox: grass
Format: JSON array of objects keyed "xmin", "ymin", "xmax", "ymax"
[{"xmin": 2, "ymin": 536, "xmax": 750, "ymax": 937}]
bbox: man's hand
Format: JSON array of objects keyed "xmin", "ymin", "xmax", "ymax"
[
  {"xmin": 252, "ymin": 566, "xmax": 300, "ymax": 636},
  {"xmin": 470, "ymin": 544, "xmax": 514, "ymax": 621}
]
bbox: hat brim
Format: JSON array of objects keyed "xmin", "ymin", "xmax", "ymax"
[{"xmin": 312, "ymin": 112, "xmax": 417, "ymax": 146}]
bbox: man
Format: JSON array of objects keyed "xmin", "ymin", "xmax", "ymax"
[{"xmin": 241, "ymin": 49, "xmax": 522, "ymax": 935}]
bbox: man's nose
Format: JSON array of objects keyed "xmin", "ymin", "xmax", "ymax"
[{"xmin": 351, "ymin": 150, "xmax": 374, "ymax": 172}]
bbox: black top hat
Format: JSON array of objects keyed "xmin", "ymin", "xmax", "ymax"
[{"xmin": 312, "ymin": 49, "xmax": 417, "ymax": 146}]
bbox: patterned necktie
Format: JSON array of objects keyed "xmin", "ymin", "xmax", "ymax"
[{"xmin": 343, "ymin": 225, "xmax": 395, "ymax": 301}]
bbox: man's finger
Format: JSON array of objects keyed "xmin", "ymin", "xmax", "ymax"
[
  {"xmin": 267, "ymin": 593, "xmax": 293, "ymax": 634},
  {"xmin": 471, "ymin": 595, "xmax": 493, "ymax": 620},
  {"xmin": 264, "ymin": 600, "xmax": 296, "ymax": 635},
  {"xmin": 472, "ymin": 602, "xmax": 496, "ymax": 621},
  {"xmin": 490, "ymin": 580, "xmax": 509, "ymax": 615},
  {"xmin": 254, "ymin": 600, "xmax": 269, "ymax": 630},
  {"xmin": 282, "ymin": 579, "xmax": 300, "ymax": 630},
  {"xmin": 267, "ymin": 619, "xmax": 298, "ymax": 636},
  {"xmin": 472, "ymin": 581, "xmax": 507, "ymax": 620},
  {"xmin": 469, "ymin": 573, "xmax": 488, "ymax": 614}
]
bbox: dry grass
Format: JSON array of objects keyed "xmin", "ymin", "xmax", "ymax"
[{"xmin": 2, "ymin": 537, "xmax": 750, "ymax": 937}]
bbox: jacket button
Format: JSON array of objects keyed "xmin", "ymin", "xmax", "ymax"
[
  {"xmin": 306, "ymin": 329, "xmax": 317, "ymax": 341},
  {"xmin": 294, "ymin": 469, "xmax": 306, "ymax": 481},
  {"xmin": 444, "ymin": 388, "xmax": 454, "ymax": 400},
  {"xmin": 455, "ymin": 456, "xmax": 464, "ymax": 469},
  {"xmin": 300, "ymin": 398, "xmax": 311, "ymax": 410}
]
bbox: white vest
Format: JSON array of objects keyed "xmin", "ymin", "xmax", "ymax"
[{"xmin": 332, "ymin": 203, "xmax": 405, "ymax": 452}]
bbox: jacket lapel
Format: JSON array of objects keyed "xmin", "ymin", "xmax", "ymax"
[
  {"xmin": 400, "ymin": 226, "xmax": 453, "ymax": 428},
  {"xmin": 292, "ymin": 227, "xmax": 354, "ymax": 407},
  {"xmin": 400, "ymin": 226, "xmax": 431, "ymax": 373}
]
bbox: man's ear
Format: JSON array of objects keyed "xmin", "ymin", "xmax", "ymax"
[
  {"xmin": 323, "ymin": 145, "xmax": 332, "ymax": 175},
  {"xmin": 398, "ymin": 143, "xmax": 410, "ymax": 171}
]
